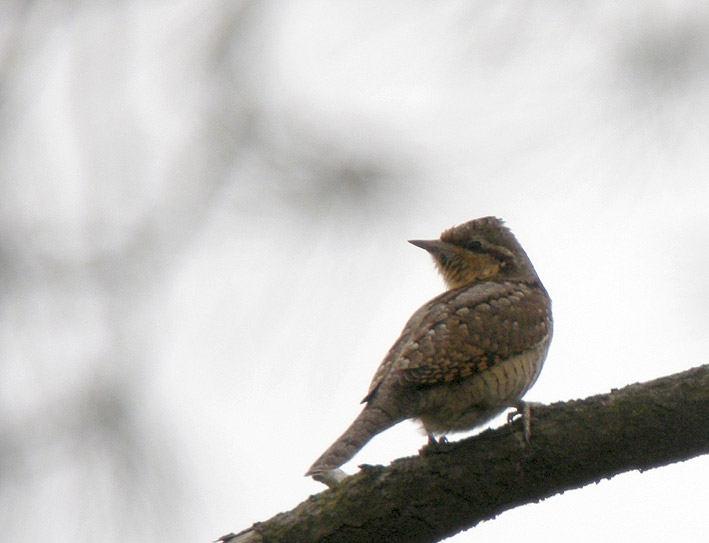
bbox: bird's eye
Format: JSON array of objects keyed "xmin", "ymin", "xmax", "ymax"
[{"xmin": 466, "ymin": 240, "xmax": 482, "ymax": 251}]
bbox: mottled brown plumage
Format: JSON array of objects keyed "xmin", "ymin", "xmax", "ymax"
[{"xmin": 306, "ymin": 217, "xmax": 552, "ymax": 480}]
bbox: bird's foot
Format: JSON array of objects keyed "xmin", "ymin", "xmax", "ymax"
[
  {"xmin": 426, "ymin": 432, "xmax": 449, "ymax": 446},
  {"xmin": 507, "ymin": 400, "xmax": 542, "ymax": 443},
  {"xmin": 420, "ymin": 432, "xmax": 450, "ymax": 457}
]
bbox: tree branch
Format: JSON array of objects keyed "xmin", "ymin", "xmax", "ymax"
[{"xmin": 223, "ymin": 364, "xmax": 709, "ymax": 543}]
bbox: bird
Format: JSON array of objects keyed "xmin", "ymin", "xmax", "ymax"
[{"xmin": 305, "ymin": 216, "xmax": 552, "ymax": 483}]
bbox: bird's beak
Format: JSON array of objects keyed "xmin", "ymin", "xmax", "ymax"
[{"xmin": 408, "ymin": 239, "xmax": 451, "ymax": 256}]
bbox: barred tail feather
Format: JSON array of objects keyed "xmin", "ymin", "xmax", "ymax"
[{"xmin": 305, "ymin": 405, "xmax": 400, "ymax": 476}]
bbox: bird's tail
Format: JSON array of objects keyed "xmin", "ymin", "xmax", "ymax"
[{"xmin": 305, "ymin": 404, "xmax": 401, "ymax": 477}]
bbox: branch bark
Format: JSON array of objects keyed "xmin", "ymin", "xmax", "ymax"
[{"xmin": 223, "ymin": 364, "xmax": 709, "ymax": 543}]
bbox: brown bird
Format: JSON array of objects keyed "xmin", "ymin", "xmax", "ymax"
[{"xmin": 306, "ymin": 217, "xmax": 552, "ymax": 482}]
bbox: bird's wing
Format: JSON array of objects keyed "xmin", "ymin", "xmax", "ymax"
[{"xmin": 363, "ymin": 281, "xmax": 551, "ymax": 400}]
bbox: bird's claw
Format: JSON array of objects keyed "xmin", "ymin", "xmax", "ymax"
[{"xmin": 508, "ymin": 400, "xmax": 533, "ymax": 443}]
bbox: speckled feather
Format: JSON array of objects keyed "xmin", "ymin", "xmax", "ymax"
[{"xmin": 364, "ymin": 280, "xmax": 551, "ymax": 397}]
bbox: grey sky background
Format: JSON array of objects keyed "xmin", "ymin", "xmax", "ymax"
[{"xmin": 1, "ymin": 2, "xmax": 708, "ymax": 542}]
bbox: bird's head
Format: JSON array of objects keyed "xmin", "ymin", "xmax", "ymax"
[{"xmin": 409, "ymin": 216, "xmax": 540, "ymax": 290}]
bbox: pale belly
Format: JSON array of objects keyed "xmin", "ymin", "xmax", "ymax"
[{"xmin": 415, "ymin": 339, "xmax": 550, "ymax": 435}]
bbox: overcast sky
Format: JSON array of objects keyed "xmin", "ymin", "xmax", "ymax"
[{"xmin": 1, "ymin": 2, "xmax": 708, "ymax": 542}]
